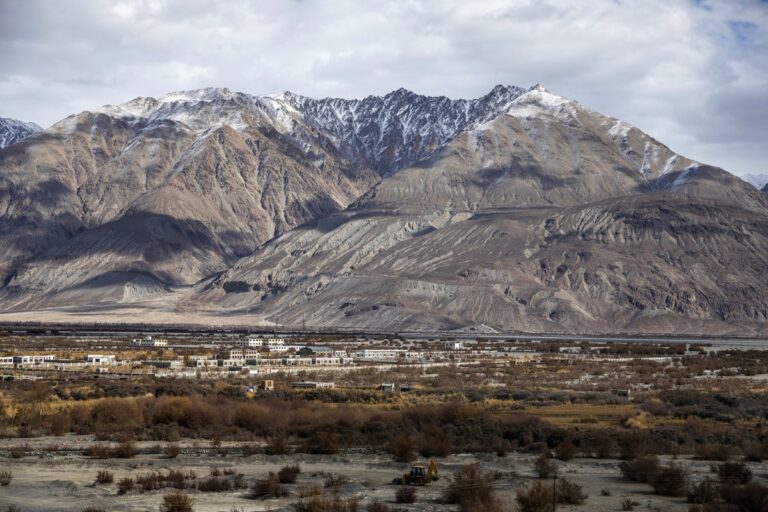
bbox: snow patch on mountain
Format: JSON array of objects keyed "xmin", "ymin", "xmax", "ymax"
[{"xmin": 0, "ymin": 117, "xmax": 42, "ymax": 148}]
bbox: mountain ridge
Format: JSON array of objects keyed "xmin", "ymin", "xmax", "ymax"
[
  {"xmin": 0, "ymin": 117, "xmax": 42, "ymax": 148},
  {"xmin": 0, "ymin": 85, "xmax": 766, "ymax": 334}
]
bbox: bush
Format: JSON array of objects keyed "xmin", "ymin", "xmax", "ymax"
[
  {"xmin": 112, "ymin": 440, "xmax": 137, "ymax": 458},
  {"xmin": 556, "ymin": 478, "xmax": 587, "ymax": 505},
  {"xmin": 80, "ymin": 508, "xmax": 107, "ymax": 512},
  {"xmin": 619, "ymin": 455, "xmax": 660, "ymax": 483},
  {"xmin": 196, "ymin": 477, "xmax": 231, "ymax": 492},
  {"xmin": 0, "ymin": 471, "xmax": 11, "ymax": 486},
  {"xmin": 445, "ymin": 464, "xmax": 499, "ymax": 511},
  {"xmin": 324, "ymin": 474, "xmax": 349, "ymax": 492},
  {"xmin": 620, "ymin": 498, "xmax": 636, "ymax": 511},
  {"xmin": 695, "ymin": 443, "xmax": 735, "ymax": 461},
  {"xmin": 736, "ymin": 481, "xmax": 768, "ymax": 512},
  {"xmin": 165, "ymin": 444, "xmax": 181, "ymax": 459},
  {"xmin": 388, "ymin": 435, "xmax": 416, "ymax": 463},
  {"xmin": 555, "ymin": 440, "xmax": 577, "ymax": 461},
  {"xmin": 95, "ymin": 470, "xmax": 114, "ymax": 484},
  {"xmin": 9, "ymin": 445, "xmax": 28, "ymax": 459},
  {"xmin": 265, "ymin": 436, "xmax": 290, "ymax": 455},
  {"xmin": 687, "ymin": 478, "xmax": 721, "ymax": 504},
  {"xmin": 650, "ymin": 464, "xmax": 689, "ymax": 497},
  {"xmin": 86, "ymin": 443, "xmax": 112, "ymax": 459},
  {"xmin": 715, "ymin": 462, "xmax": 752, "ymax": 485},
  {"xmin": 516, "ymin": 481, "xmax": 552, "ymax": 512},
  {"xmin": 278, "ymin": 465, "xmax": 301, "ymax": 484},
  {"xmin": 534, "ymin": 453, "xmax": 557, "ymax": 479},
  {"xmin": 117, "ymin": 477, "xmax": 134, "ymax": 495},
  {"xmin": 293, "ymin": 493, "xmax": 360, "ymax": 512},
  {"xmin": 306, "ymin": 432, "xmax": 340, "ymax": 455},
  {"xmin": 249, "ymin": 473, "xmax": 288, "ymax": 499},
  {"xmin": 395, "ymin": 486, "xmax": 416, "ymax": 504},
  {"xmin": 366, "ymin": 502, "xmax": 390, "ymax": 512},
  {"xmin": 160, "ymin": 492, "xmax": 194, "ymax": 512}
]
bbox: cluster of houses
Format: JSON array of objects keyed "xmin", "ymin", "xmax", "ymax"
[{"xmin": 0, "ymin": 334, "xmax": 476, "ymax": 375}]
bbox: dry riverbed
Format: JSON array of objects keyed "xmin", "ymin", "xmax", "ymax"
[{"xmin": 2, "ymin": 435, "xmax": 764, "ymax": 511}]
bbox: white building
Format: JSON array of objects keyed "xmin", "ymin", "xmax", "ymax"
[
  {"xmin": 353, "ymin": 349, "xmax": 405, "ymax": 360},
  {"xmin": 13, "ymin": 355, "xmax": 55, "ymax": 365},
  {"xmin": 444, "ymin": 341, "xmax": 464, "ymax": 350},
  {"xmin": 85, "ymin": 354, "xmax": 116, "ymax": 365},
  {"xmin": 242, "ymin": 334, "xmax": 286, "ymax": 348},
  {"xmin": 0, "ymin": 356, "xmax": 13, "ymax": 366},
  {"xmin": 132, "ymin": 336, "xmax": 168, "ymax": 347}
]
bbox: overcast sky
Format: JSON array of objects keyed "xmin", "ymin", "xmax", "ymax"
[{"xmin": 1, "ymin": 0, "xmax": 766, "ymax": 176}]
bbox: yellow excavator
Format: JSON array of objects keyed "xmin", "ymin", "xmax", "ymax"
[{"xmin": 393, "ymin": 460, "xmax": 439, "ymax": 485}]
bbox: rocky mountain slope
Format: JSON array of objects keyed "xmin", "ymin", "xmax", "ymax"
[
  {"xmin": 1, "ymin": 85, "xmax": 767, "ymax": 334},
  {"xmin": 0, "ymin": 117, "xmax": 41, "ymax": 148}
]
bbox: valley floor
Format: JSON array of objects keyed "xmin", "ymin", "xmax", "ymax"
[{"xmin": 0, "ymin": 435, "xmax": 739, "ymax": 512}]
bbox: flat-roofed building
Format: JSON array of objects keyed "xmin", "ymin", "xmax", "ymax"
[{"xmin": 85, "ymin": 354, "xmax": 116, "ymax": 365}]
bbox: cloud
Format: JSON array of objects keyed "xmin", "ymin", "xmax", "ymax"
[{"xmin": 0, "ymin": 0, "xmax": 766, "ymax": 175}]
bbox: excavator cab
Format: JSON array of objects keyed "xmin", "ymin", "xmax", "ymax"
[{"xmin": 393, "ymin": 460, "xmax": 439, "ymax": 485}]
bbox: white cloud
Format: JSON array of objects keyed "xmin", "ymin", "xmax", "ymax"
[{"xmin": 0, "ymin": 0, "xmax": 765, "ymax": 175}]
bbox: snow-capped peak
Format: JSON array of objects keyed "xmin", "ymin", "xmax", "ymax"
[
  {"xmin": 505, "ymin": 84, "xmax": 577, "ymax": 120},
  {"xmin": 0, "ymin": 117, "xmax": 42, "ymax": 148}
]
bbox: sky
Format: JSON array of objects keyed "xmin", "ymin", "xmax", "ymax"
[{"xmin": 0, "ymin": 0, "xmax": 766, "ymax": 176}]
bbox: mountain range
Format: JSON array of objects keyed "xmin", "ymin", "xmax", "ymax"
[{"xmin": 1, "ymin": 85, "xmax": 766, "ymax": 335}]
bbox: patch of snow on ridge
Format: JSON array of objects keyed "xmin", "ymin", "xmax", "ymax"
[{"xmin": 505, "ymin": 84, "xmax": 578, "ymax": 120}]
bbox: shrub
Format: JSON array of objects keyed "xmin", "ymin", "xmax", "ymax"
[
  {"xmin": 306, "ymin": 432, "xmax": 340, "ymax": 454},
  {"xmin": 9, "ymin": 445, "xmax": 28, "ymax": 459},
  {"xmin": 293, "ymin": 493, "xmax": 360, "ymax": 512},
  {"xmin": 366, "ymin": 502, "xmax": 390, "ymax": 512},
  {"xmin": 445, "ymin": 464, "xmax": 499, "ymax": 511},
  {"xmin": 160, "ymin": 492, "xmax": 194, "ymax": 512},
  {"xmin": 556, "ymin": 478, "xmax": 587, "ymax": 505},
  {"xmin": 278, "ymin": 465, "xmax": 301, "ymax": 484},
  {"xmin": 95, "ymin": 470, "xmax": 114, "ymax": 484},
  {"xmin": 196, "ymin": 477, "xmax": 231, "ymax": 492},
  {"xmin": 388, "ymin": 435, "xmax": 416, "ymax": 463},
  {"xmin": 650, "ymin": 464, "xmax": 689, "ymax": 497},
  {"xmin": 265, "ymin": 436, "xmax": 290, "ymax": 455},
  {"xmin": 534, "ymin": 453, "xmax": 558, "ymax": 479},
  {"xmin": 715, "ymin": 462, "xmax": 752, "ymax": 485},
  {"xmin": 80, "ymin": 508, "xmax": 107, "ymax": 512},
  {"xmin": 516, "ymin": 481, "xmax": 552, "ymax": 512},
  {"xmin": 620, "ymin": 498, "xmax": 635, "ymax": 511},
  {"xmin": 50, "ymin": 412, "xmax": 70, "ymax": 436},
  {"xmin": 736, "ymin": 481, "xmax": 768, "ymax": 512},
  {"xmin": 324, "ymin": 474, "xmax": 349, "ymax": 492},
  {"xmin": 117, "ymin": 477, "xmax": 134, "ymax": 495},
  {"xmin": 86, "ymin": 443, "xmax": 112, "ymax": 459},
  {"xmin": 0, "ymin": 471, "xmax": 11, "ymax": 486},
  {"xmin": 687, "ymin": 478, "xmax": 721, "ymax": 504},
  {"xmin": 165, "ymin": 444, "xmax": 181, "ymax": 459},
  {"xmin": 555, "ymin": 440, "xmax": 577, "ymax": 461},
  {"xmin": 695, "ymin": 443, "xmax": 735, "ymax": 461},
  {"xmin": 395, "ymin": 486, "xmax": 416, "ymax": 504},
  {"xmin": 619, "ymin": 455, "xmax": 660, "ymax": 483},
  {"xmin": 112, "ymin": 440, "xmax": 137, "ymax": 458},
  {"xmin": 249, "ymin": 473, "xmax": 288, "ymax": 499}
]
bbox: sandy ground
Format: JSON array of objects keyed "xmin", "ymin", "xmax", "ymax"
[{"xmin": 1, "ymin": 435, "xmax": 765, "ymax": 511}]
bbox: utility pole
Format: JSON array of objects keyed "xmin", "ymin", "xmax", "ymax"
[{"xmin": 552, "ymin": 473, "xmax": 556, "ymax": 512}]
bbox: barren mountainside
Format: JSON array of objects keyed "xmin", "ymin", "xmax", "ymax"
[{"xmin": 0, "ymin": 85, "xmax": 766, "ymax": 335}]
